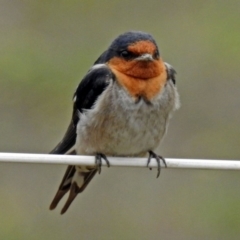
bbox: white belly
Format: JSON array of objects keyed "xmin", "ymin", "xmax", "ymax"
[{"xmin": 76, "ymin": 80, "xmax": 179, "ymax": 157}]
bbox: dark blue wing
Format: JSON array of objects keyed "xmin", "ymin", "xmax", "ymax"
[{"xmin": 50, "ymin": 65, "xmax": 113, "ymax": 154}]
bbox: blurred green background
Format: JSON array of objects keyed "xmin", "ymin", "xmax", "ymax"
[{"xmin": 1, "ymin": 0, "xmax": 240, "ymax": 239}]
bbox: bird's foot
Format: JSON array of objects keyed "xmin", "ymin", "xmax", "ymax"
[
  {"xmin": 95, "ymin": 153, "xmax": 110, "ymax": 174},
  {"xmin": 147, "ymin": 151, "xmax": 167, "ymax": 178}
]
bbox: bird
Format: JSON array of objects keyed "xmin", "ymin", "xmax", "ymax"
[{"xmin": 49, "ymin": 31, "xmax": 180, "ymax": 214}]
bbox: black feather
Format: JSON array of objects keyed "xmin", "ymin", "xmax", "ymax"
[
  {"xmin": 50, "ymin": 65, "xmax": 113, "ymax": 155},
  {"xmin": 74, "ymin": 66, "xmax": 113, "ymax": 112},
  {"xmin": 49, "ymin": 65, "xmax": 113, "ymax": 213}
]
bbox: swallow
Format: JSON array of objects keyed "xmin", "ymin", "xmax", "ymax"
[{"xmin": 49, "ymin": 31, "xmax": 180, "ymax": 214}]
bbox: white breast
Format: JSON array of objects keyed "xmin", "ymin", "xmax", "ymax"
[{"xmin": 75, "ymin": 79, "xmax": 179, "ymax": 157}]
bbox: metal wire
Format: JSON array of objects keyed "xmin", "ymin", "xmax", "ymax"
[{"xmin": 0, "ymin": 152, "xmax": 239, "ymax": 170}]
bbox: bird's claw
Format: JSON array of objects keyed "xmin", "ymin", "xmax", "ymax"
[
  {"xmin": 147, "ymin": 151, "xmax": 167, "ymax": 178},
  {"xmin": 95, "ymin": 153, "xmax": 110, "ymax": 174}
]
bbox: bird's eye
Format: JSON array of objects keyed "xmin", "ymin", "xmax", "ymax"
[
  {"xmin": 153, "ymin": 50, "xmax": 159, "ymax": 59},
  {"xmin": 120, "ymin": 50, "xmax": 131, "ymax": 58}
]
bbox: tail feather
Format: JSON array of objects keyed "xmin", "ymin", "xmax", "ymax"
[
  {"xmin": 60, "ymin": 182, "xmax": 80, "ymax": 214},
  {"xmin": 49, "ymin": 189, "xmax": 69, "ymax": 210},
  {"xmin": 49, "ymin": 150, "xmax": 77, "ymax": 210},
  {"xmin": 50, "ymin": 164, "xmax": 98, "ymax": 214},
  {"xmin": 49, "ymin": 165, "xmax": 76, "ymax": 210},
  {"xmin": 60, "ymin": 169, "xmax": 98, "ymax": 214}
]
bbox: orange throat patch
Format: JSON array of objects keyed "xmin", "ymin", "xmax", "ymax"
[{"xmin": 108, "ymin": 58, "xmax": 167, "ymax": 101}]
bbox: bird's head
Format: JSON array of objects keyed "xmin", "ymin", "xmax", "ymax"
[{"xmin": 106, "ymin": 31, "xmax": 164, "ymax": 79}]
